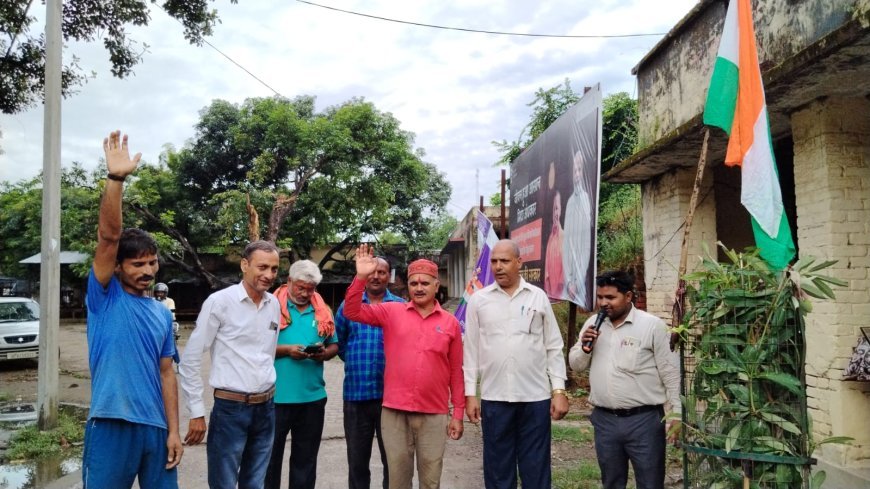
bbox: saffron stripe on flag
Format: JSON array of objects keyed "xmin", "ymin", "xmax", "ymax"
[{"xmin": 702, "ymin": 0, "xmax": 795, "ymax": 270}]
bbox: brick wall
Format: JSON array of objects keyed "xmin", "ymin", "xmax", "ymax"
[
  {"xmin": 792, "ymin": 96, "xmax": 870, "ymax": 467},
  {"xmin": 641, "ymin": 166, "xmax": 718, "ymax": 321}
]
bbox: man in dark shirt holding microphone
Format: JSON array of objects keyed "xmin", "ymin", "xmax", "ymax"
[{"xmin": 568, "ymin": 271, "xmax": 680, "ymax": 489}]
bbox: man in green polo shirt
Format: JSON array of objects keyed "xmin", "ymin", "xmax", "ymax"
[{"xmin": 265, "ymin": 260, "xmax": 339, "ymax": 489}]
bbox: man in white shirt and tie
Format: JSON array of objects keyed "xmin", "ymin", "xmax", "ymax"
[
  {"xmin": 463, "ymin": 239, "xmax": 569, "ymax": 489},
  {"xmin": 178, "ymin": 240, "xmax": 281, "ymax": 489}
]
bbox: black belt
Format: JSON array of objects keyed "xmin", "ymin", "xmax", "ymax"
[{"xmin": 595, "ymin": 404, "xmax": 662, "ymax": 417}]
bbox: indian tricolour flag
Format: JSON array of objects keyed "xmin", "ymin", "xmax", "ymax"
[
  {"xmin": 703, "ymin": 0, "xmax": 795, "ymax": 270},
  {"xmin": 454, "ymin": 209, "xmax": 498, "ymax": 333}
]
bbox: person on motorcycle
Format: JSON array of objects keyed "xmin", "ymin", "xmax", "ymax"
[{"xmin": 154, "ymin": 283, "xmax": 180, "ymax": 361}]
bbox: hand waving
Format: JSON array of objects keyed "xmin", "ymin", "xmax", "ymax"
[
  {"xmin": 103, "ymin": 130, "xmax": 141, "ymax": 178},
  {"xmin": 354, "ymin": 244, "xmax": 378, "ymax": 279}
]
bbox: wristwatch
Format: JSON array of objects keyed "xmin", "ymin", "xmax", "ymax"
[{"xmin": 552, "ymin": 388, "xmax": 567, "ymax": 397}]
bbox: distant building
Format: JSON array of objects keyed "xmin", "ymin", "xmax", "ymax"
[{"xmin": 440, "ymin": 206, "xmax": 509, "ymax": 299}]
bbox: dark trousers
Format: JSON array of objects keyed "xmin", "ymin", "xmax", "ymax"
[
  {"xmin": 480, "ymin": 399, "xmax": 552, "ymax": 489},
  {"xmin": 344, "ymin": 399, "xmax": 389, "ymax": 489},
  {"xmin": 590, "ymin": 406, "xmax": 666, "ymax": 489},
  {"xmin": 206, "ymin": 398, "xmax": 275, "ymax": 489},
  {"xmin": 265, "ymin": 398, "xmax": 327, "ymax": 489}
]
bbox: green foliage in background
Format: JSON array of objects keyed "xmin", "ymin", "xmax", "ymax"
[
  {"xmin": 0, "ymin": 97, "xmax": 452, "ymax": 288},
  {"xmin": 1, "ymin": 0, "xmax": 236, "ymax": 114},
  {"xmin": 597, "ymin": 184, "xmax": 642, "ymax": 273}
]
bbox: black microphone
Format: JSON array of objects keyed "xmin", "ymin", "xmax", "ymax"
[{"xmin": 581, "ymin": 308, "xmax": 609, "ymax": 353}]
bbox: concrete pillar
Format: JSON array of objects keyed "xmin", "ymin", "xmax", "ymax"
[{"xmin": 792, "ymin": 96, "xmax": 870, "ymax": 473}]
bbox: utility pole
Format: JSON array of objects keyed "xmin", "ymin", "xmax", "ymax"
[
  {"xmin": 500, "ymin": 169, "xmax": 507, "ymax": 239},
  {"xmin": 38, "ymin": 0, "xmax": 62, "ymax": 430}
]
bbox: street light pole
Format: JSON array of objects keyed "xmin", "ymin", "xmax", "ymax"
[{"xmin": 38, "ymin": 0, "xmax": 63, "ymax": 430}]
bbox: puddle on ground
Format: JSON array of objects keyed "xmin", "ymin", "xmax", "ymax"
[
  {"xmin": 0, "ymin": 455, "xmax": 81, "ymax": 489},
  {"xmin": 0, "ymin": 402, "xmax": 87, "ymax": 489}
]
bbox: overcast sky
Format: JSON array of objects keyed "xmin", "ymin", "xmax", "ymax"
[{"xmin": 0, "ymin": 0, "xmax": 697, "ymax": 218}]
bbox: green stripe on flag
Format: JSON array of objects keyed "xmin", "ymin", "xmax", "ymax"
[
  {"xmin": 752, "ymin": 209, "xmax": 795, "ymax": 270},
  {"xmin": 703, "ymin": 57, "xmax": 739, "ymax": 133}
]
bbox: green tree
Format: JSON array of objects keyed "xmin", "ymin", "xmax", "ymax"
[
  {"xmin": 379, "ymin": 212, "xmax": 458, "ymax": 252},
  {"xmin": 492, "ymin": 79, "xmax": 581, "ymax": 167},
  {"xmin": 128, "ymin": 95, "xmax": 451, "ymax": 286},
  {"xmin": 0, "ymin": 0, "xmax": 236, "ymax": 114},
  {"xmin": 416, "ymin": 213, "xmax": 459, "ymax": 251},
  {"xmin": 0, "ymin": 163, "xmax": 101, "ymax": 279}
]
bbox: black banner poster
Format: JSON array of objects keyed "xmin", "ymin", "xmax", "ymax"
[{"xmin": 510, "ymin": 85, "xmax": 601, "ymax": 310}]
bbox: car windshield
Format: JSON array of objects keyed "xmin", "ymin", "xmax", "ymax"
[{"xmin": 0, "ymin": 301, "xmax": 39, "ymax": 322}]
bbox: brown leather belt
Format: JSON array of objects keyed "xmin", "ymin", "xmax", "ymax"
[{"xmin": 213, "ymin": 386, "xmax": 275, "ymax": 404}]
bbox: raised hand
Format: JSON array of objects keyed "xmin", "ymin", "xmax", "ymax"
[
  {"xmin": 354, "ymin": 244, "xmax": 378, "ymax": 279},
  {"xmin": 103, "ymin": 130, "xmax": 142, "ymax": 178}
]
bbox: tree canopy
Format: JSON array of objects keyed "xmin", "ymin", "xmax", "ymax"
[
  {"xmin": 0, "ymin": 95, "xmax": 451, "ymax": 288},
  {"xmin": 0, "ymin": 0, "xmax": 234, "ymax": 114},
  {"xmin": 0, "ymin": 163, "xmax": 101, "ymax": 279},
  {"xmin": 164, "ymin": 96, "xmax": 451, "ymax": 253}
]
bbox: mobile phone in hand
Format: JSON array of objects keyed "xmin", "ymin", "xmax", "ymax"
[{"xmin": 302, "ymin": 343, "xmax": 324, "ymax": 355}]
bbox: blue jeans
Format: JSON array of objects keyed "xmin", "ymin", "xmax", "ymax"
[
  {"xmin": 207, "ymin": 398, "xmax": 275, "ymax": 489},
  {"xmin": 590, "ymin": 406, "xmax": 666, "ymax": 489},
  {"xmin": 82, "ymin": 417, "xmax": 178, "ymax": 489},
  {"xmin": 265, "ymin": 398, "xmax": 327, "ymax": 489},
  {"xmin": 481, "ymin": 399, "xmax": 551, "ymax": 489}
]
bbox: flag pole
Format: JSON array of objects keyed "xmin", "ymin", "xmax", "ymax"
[{"xmin": 670, "ymin": 127, "xmax": 710, "ymax": 350}]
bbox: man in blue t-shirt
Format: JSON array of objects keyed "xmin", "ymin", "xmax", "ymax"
[
  {"xmin": 335, "ymin": 256, "xmax": 404, "ymax": 489},
  {"xmin": 265, "ymin": 260, "xmax": 339, "ymax": 489},
  {"xmin": 83, "ymin": 131, "xmax": 182, "ymax": 488}
]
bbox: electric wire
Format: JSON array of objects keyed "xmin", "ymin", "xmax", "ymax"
[{"xmin": 295, "ymin": 0, "xmax": 667, "ymax": 39}]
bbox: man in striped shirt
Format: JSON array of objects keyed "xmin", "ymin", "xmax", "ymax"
[{"xmin": 336, "ymin": 256, "xmax": 404, "ymax": 489}]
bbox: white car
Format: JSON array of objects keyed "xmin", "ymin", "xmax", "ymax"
[{"xmin": 0, "ymin": 297, "xmax": 40, "ymax": 361}]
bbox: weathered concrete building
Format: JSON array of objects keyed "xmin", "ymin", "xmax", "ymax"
[{"xmin": 607, "ymin": 0, "xmax": 870, "ymax": 485}]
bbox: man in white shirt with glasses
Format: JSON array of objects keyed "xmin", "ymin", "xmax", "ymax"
[{"xmin": 178, "ymin": 240, "xmax": 281, "ymax": 489}]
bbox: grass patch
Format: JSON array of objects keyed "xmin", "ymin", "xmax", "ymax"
[
  {"xmin": 562, "ymin": 412, "xmax": 587, "ymax": 422},
  {"xmin": 552, "ymin": 424, "xmax": 594, "ymax": 444},
  {"xmin": 553, "ymin": 460, "xmax": 601, "ymax": 488},
  {"xmin": 6, "ymin": 412, "xmax": 85, "ymax": 460}
]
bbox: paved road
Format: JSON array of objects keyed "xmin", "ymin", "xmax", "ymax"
[{"xmin": 16, "ymin": 323, "xmax": 484, "ymax": 489}]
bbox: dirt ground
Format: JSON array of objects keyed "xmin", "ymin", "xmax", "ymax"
[{"xmin": 1, "ymin": 322, "xmax": 682, "ymax": 488}]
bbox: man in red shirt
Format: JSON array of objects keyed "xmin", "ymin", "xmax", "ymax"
[{"xmin": 344, "ymin": 244, "xmax": 464, "ymax": 489}]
